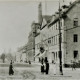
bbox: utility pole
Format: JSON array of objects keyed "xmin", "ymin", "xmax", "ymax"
[{"xmin": 58, "ymin": 0, "xmax": 63, "ymax": 75}]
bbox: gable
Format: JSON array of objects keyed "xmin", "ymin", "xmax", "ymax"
[{"xmin": 41, "ymin": 18, "xmax": 47, "ymax": 29}]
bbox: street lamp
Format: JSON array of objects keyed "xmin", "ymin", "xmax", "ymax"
[{"xmin": 58, "ymin": 0, "xmax": 63, "ymax": 75}]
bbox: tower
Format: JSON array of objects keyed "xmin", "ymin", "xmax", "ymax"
[{"xmin": 38, "ymin": 2, "xmax": 43, "ymax": 26}]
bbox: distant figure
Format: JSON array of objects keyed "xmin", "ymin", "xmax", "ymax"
[
  {"xmin": 41, "ymin": 62, "xmax": 44, "ymax": 74},
  {"xmin": 72, "ymin": 60, "xmax": 76, "ymax": 70},
  {"xmin": 53, "ymin": 62, "xmax": 56, "ymax": 75},
  {"xmin": 9, "ymin": 60, "xmax": 14, "ymax": 75},
  {"xmin": 45, "ymin": 60, "xmax": 49, "ymax": 74},
  {"xmin": 29, "ymin": 60, "xmax": 31, "ymax": 64},
  {"xmin": 52, "ymin": 60, "xmax": 54, "ymax": 63}
]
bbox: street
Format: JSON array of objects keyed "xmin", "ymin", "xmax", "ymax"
[{"xmin": 0, "ymin": 63, "xmax": 80, "ymax": 80}]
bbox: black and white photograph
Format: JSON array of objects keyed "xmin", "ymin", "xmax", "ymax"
[{"xmin": 0, "ymin": 0, "xmax": 79, "ymax": 80}]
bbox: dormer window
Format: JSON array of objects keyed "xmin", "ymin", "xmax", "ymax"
[{"xmin": 73, "ymin": 18, "xmax": 78, "ymax": 27}]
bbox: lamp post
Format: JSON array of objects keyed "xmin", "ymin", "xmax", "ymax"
[{"xmin": 58, "ymin": 0, "xmax": 63, "ymax": 75}]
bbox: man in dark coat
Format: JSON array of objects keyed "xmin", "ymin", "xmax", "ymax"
[
  {"xmin": 45, "ymin": 60, "xmax": 49, "ymax": 74},
  {"xmin": 9, "ymin": 60, "xmax": 14, "ymax": 75},
  {"xmin": 41, "ymin": 62, "xmax": 44, "ymax": 74}
]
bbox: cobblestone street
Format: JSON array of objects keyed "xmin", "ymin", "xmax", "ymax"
[{"xmin": 0, "ymin": 63, "xmax": 80, "ymax": 80}]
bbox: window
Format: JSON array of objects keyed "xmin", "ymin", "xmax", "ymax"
[
  {"xmin": 61, "ymin": 33, "xmax": 62, "ymax": 43},
  {"xmin": 73, "ymin": 18, "xmax": 78, "ymax": 27},
  {"xmin": 73, "ymin": 50, "xmax": 78, "ymax": 59},
  {"xmin": 56, "ymin": 35, "xmax": 57, "ymax": 44},
  {"xmin": 53, "ymin": 37, "xmax": 54, "ymax": 45},
  {"xmin": 54, "ymin": 36, "xmax": 55, "ymax": 44},
  {"xmin": 56, "ymin": 23, "xmax": 57, "ymax": 30},
  {"xmin": 73, "ymin": 34, "xmax": 78, "ymax": 42},
  {"xmin": 56, "ymin": 52, "xmax": 57, "ymax": 60},
  {"xmin": 51, "ymin": 37, "xmax": 53, "ymax": 45},
  {"xmin": 49, "ymin": 39, "xmax": 51, "ymax": 43},
  {"xmin": 60, "ymin": 21, "xmax": 62, "ymax": 27},
  {"xmin": 48, "ymin": 38, "xmax": 51, "ymax": 44},
  {"xmin": 54, "ymin": 52, "xmax": 55, "ymax": 60},
  {"xmin": 54, "ymin": 24, "xmax": 55, "ymax": 30}
]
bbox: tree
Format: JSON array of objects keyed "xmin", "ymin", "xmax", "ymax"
[
  {"xmin": 6, "ymin": 53, "xmax": 14, "ymax": 61},
  {"xmin": 1, "ymin": 53, "xmax": 5, "ymax": 63}
]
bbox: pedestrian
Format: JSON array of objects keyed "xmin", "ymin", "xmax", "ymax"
[
  {"xmin": 53, "ymin": 62, "xmax": 56, "ymax": 75},
  {"xmin": 9, "ymin": 60, "xmax": 14, "ymax": 75},
  {"xmin": 72, "ymin": 60, "xmax": 76, "ymax": 70},
  {"xmin": 45, "ymin": 60, "xmax": 49, "ymax": 74},
  {"xmin": 41, "ymin": 62, "xmax": 44, "ymax": 74},
  {"xmin": 29, "ymin": 60, "xmax": 31, "ymax": 64}
]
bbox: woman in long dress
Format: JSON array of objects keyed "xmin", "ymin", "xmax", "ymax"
[{"xmin": 9, "ymin": 60, "xmax": 14, "ymax": 75}]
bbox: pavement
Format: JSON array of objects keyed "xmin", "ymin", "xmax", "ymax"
[{"xmin": 0, "ymin": 62, "xmax": 79, "ymax": 80}]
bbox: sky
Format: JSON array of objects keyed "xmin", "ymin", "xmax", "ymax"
[{"xmin": 0, "ymin": 0, "xmax": 75, "ymax": 54}]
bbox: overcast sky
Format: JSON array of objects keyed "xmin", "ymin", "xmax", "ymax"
[{"xmin": 0, "ymin": 0, "xmax": 75, "ymax": 54}]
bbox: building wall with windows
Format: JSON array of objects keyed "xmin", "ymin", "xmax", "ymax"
[
  {"xmin": 35, "ymin": 24, "xmax": 49, "ymax": 62},
  {"xmin": 64, "ymin": 2, "xmax": 80, "ymax": 64},
  {"xmin": 17, "ymin": 46, "xmax": 27, "ymax": 62},
  {"xmin": 35, "ymin": 0, "xmax": 80, "ymax": 64},
  {"xmin": 35, "ymin": 17, "xmax": 65, "ymax": 63},
  {"xmin": 46, "ymin": 0, "xmax": 80, "ymax": 65},
  {"xmin": 48, "ymin": 17, "xmax": 65, "ymax": 64},
  {"xmin": 26, "ymin": 23, "xmax": 36, "ymax": 62},
  {"xmin": 26, "ymin": 22, "xmax": 40, "ymax": 62}
]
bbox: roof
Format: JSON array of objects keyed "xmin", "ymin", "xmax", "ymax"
[
  {"xmin": 32, "ymin": 22, "xmax": 40, "ymax": 26},
  {"xmin": 40, "ymin": 15, "xmax": 52, "ymax": 30},
  {"xmin": 48, "ymin": 0, "xmax": 80, "ymax": 27},
  {"xmin": 42, "ymin": 15, "xmax": 52, "ymax": 23}
]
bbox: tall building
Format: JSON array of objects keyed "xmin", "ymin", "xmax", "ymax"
[
  {"xmin": 35, "ymin": 0, "xmax": 80, "ymax": 65},
  {"xmin": 17, "ymin": 45, "xmax": 27, "ymax": 62},
  {"xmin": 26, "ymin": 22, "xmax": 40, "ymax": 62},
  {"xmin": 35, "ymin": 2, "xmax": 53, "ymax": 62}
]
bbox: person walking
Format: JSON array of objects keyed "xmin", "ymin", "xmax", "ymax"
[
  {"xmin": 72, "ymin": 60, "xmax": 76, "ymax": 70},
  {"xmin": 45, "ymin": 60, "xmax": 49, "ymax": 74},
  {"xmin": 9, "ymin": 60, "xmax": 14, "ymax": 75}
]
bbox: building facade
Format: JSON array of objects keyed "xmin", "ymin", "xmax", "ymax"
[
  {"xmin": 35, "ymin": 0, "xmax": 80, "ymax": 65},
  {"xmin": 26, "ymin": 22, "xmax": 40, "ymax": 62},
  {"xmin": 17, "ymin": 45, "xmax": 27, "ymax": 62}
]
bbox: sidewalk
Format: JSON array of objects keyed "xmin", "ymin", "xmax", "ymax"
[
  {"xmin": 32, "ymin": 62, "xmax": 80, "ymax": 79},
  {"xmin": 0, "ymin": 62, "xmax": 80, "ymax": 80}
]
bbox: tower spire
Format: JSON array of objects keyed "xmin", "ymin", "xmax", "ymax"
[{"xmin": 38, "ymin": 2, "xmax": 43, "ymax": 26}]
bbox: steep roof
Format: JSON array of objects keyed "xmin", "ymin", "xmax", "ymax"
[
  {"xmin": 48, "ymin": 0, "xmax": 80, "ymax": 27},
  {"xmin": 42, "ymin": 15, "xmax": 52, "ymax": 23},
  {"xmin": 40, "ymin": 15, "xmax": 52, "ymax": 30}
]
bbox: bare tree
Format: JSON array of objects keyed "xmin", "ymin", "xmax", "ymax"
[{"xmin": 1, "ymin": 53, "xmax": 5, "ymax": 63}]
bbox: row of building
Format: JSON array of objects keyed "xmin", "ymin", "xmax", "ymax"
[{"xmin": 16, "ymin": 0, "xmax": 80, "ymax": 65}]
